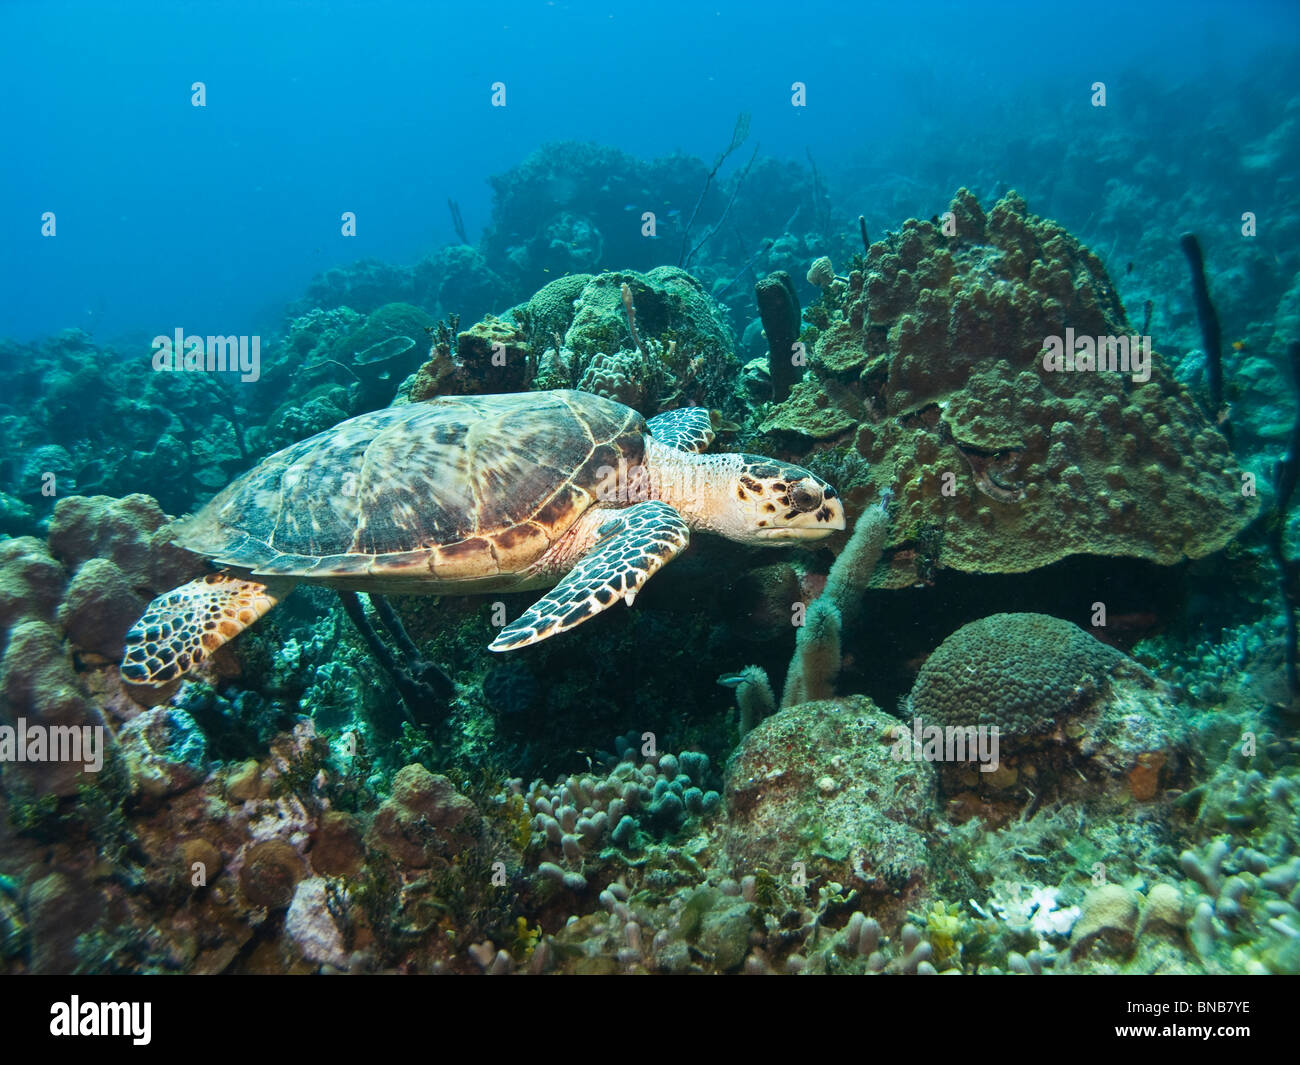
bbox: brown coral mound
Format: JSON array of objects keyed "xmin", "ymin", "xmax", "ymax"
[
  {"xmin": 762, "ymin": 189, "xmax": 1256, "ymax": 587},
  {"xmin": 721, "ymin": 696, "xmax": 936, "ymax": 916},
  {"xmin": 408, "ymin": 315, "xmax": 531, "ymax": 400},
  {"xmin": 239, "ymin": 840, "xmax": 306, "ymax": 909},
  {"xmin": 365, "ymin": 764, "xmax": 479, "ymax": 869},
  {"xmin": 911, "ymin": 612, "xmax": 1129, "ymax": 737},
  {"xmin": 909, "ymin": 612, "xmax": 1187, "ymax": 817},
  {"xmin": 47, "ymin": 493, "xmax": 198, "ymax": 595}
]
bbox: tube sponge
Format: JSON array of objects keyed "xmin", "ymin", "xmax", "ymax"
[
  {"xmin": 823, "ymin": 501, "xmax": 889, "ymax": 618},
  {"xmin": 727, "ymin": 665, "xmax": 776, "ymax": 735},
  {"xmin": 778, "ymin": 503, "xmax": 887, "ymax": 709},
  {"xmin": 781, "ymin": 597, "xmax": 842, "ymax": 708},
  {"xmin": 756, "ymin": 271, "xmax": 802, "ymax": 402}
]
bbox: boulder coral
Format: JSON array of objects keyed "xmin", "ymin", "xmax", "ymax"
[
  {"xmin": 407, "ymin": 267, "xmax": 739, "ymax": 414},
  {"xmin": 0, "ymin": 537, "xmax": 65, "ymax": 635},
  {"xmin": 56, "ymin": 558, "xmax": 145, "ymax": 660},
  {"xmin": 46, "ymin": 493, "xmax": 198, "ymax": 597},
  {"xmin": 0, "ymin": 619, "xmax": 101, "ymax": 796},
  {"xmin": 722, "ymin": 696, "xmax": 937, "ymax": 919},
  {"xmin": 911, "ymin": 612, "xmax": 1133, "ymax": 740},
  {"xmin": 0, "ymin": 492, "xmax": 207, "ymax": 798},
  {"xmin": 365, "ymin": 764, "xmax": 479, "ymax": 868},
  {"xmin": 762, "ymin": 189, "xmax": 1257, "ymax": 587},
  {"xmin": 908, "ymin": 613, "xmax": 1187, "ymax": 812},
  {"xmin": 521, "ymin": 267, "xmax": 738, "ymax": 414}
]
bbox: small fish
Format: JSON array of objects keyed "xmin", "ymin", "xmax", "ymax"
[
  {"xmin": 1232, "ymin": 340, "xmax": 1247, "ymax": 352},
  {"xmin": 1125, "ymin": 262, "xmax": 1134, "ymax": 274}
]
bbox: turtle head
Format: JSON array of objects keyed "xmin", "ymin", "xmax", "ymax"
[{"xmin": 727, "ymin": 456, "xmax": 846, "ymax": 543}]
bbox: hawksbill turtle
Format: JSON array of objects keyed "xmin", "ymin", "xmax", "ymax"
[{"xmin": 121, "ymin": 389, "xmax": 844, "ymax": 686}]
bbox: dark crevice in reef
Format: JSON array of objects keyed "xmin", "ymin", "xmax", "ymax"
[{"xmin": 843, "ymin": 553, "xmax": 1199, "ymax": 713}]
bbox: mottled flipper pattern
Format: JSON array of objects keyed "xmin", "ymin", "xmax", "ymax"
[
  {"xmin": 489, "ymin": 501, "xmax": 690, "ymax": 651},
  {"xmin": 121, "ymin": 573, "xmax": 292, "ymax": 686},
  {"xmin": 645, "ymin": 407, "xmax": 715, "ymax": 453}
]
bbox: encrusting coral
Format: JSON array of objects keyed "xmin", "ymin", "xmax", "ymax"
[{"xmin": 722, "ymin": 695, "xmax": 938, "ymax": 922}]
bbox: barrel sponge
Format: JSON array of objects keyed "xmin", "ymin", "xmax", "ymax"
[{"xmin": 910, "ymin": 612, "xmax": 1129, "ymax": 737}]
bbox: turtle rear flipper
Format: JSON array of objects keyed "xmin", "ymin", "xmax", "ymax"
[
  {"xmin": 121, "ymin": 573, "xmax": 293, "ymax": 686},
  {"xmin": 489, "ymin": 501, "xmax": 689, "ymax": 651}
]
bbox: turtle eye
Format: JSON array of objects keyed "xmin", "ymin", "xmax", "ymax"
[{"xmin": 790, "ymin": 481, "xmax": 820, "ymax": 512}]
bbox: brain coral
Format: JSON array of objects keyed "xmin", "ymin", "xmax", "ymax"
[
  {"xmin": 909, "ymin": 612, "xmax": 1188, "ymax": 811},
  {"xmin": 762, "ymin": 189, "xmax": 1257, "ymax": 587},
  {"xmin": 910, "ymin": 612, "xmax": 1129, "ymax": 738}
]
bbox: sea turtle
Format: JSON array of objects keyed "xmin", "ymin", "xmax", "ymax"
[{"xmin": 121, "ymin": 389, "xmax": 845, "ymax": 686}]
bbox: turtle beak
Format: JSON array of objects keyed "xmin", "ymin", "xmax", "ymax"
[
  {"xmin": 757, "ymin": 485, "xmax": 845, "ymax": 541},
  {"xmin": 822, "ymin": 492, "xmax": 847, "ymax": 531}
]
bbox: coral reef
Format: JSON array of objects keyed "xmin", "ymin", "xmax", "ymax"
[
  {"xmin": 481, "ymin": 142, "xmax": 723, "ymax": 294},
  {"xmin": 297, "ymin": 245, "xmax": 505, "ymax": 325},
  {"xmin": 722, "ymin": 696, "xmax": 937, "ymax": 925},
  {"xmin": 909, "ymin": 613, "xmax": 1188, "ymax": 818},
  {"xmin": 761, "ymin": 190, "xmax": 1257, "ymax": 587},
  {"xmin": 2, "ymin": 117, "xmax": 1297, "ymax": 980},
  {"xmin": 274, "ymin": 302, "xmax": 438, "ymax": 423}
]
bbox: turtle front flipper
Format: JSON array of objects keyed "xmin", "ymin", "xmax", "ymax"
[
  {"xmin": 121, "ymin": 573, "xmax": 294, "ymax": 686},
  {"xmin": 489, "ymin": 501, "xmax": 690, "ymax": 651},
  {"xmin": 645, "ymin": 407, "xmax": 715, "ymax": 453}
]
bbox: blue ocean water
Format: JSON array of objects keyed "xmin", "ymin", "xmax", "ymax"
[
  {"xmin": 1, "ymin": 0, "xmax": 1299, "ymax": 986},
  {"xmin": 1, "ymin": 0, "xmax": 1293, "ymax": 343}
]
